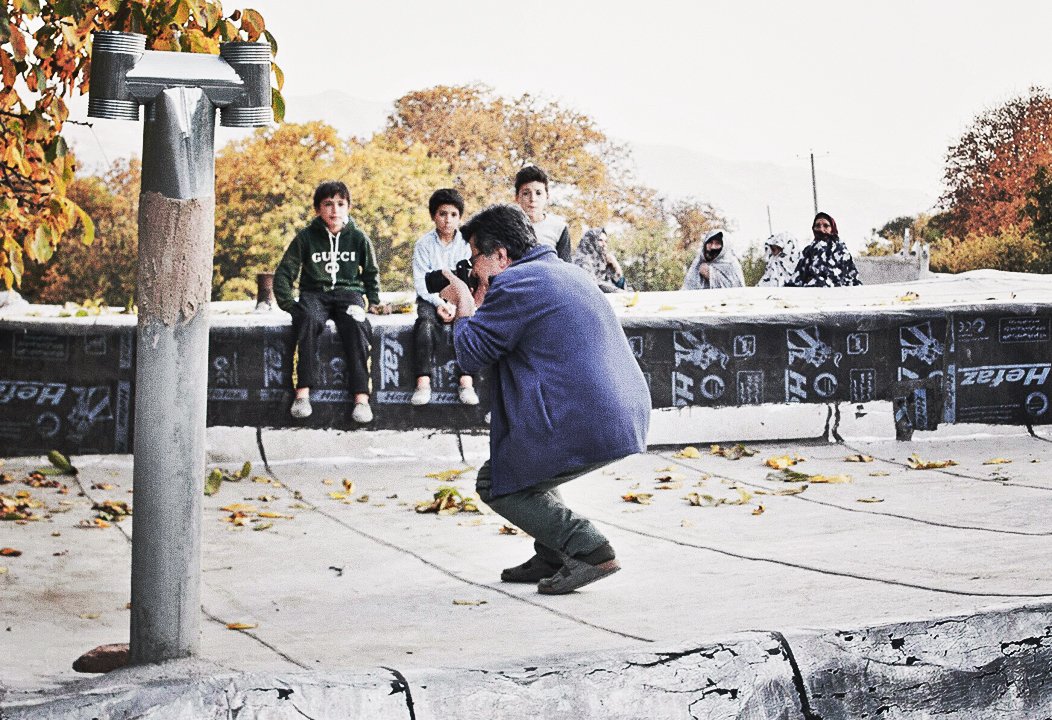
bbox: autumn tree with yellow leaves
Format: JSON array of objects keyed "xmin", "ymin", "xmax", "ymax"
[{"xmin": 0, "ymin": 0, "xmax": 280, "ymax": 289}]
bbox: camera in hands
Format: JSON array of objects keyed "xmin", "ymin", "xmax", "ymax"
[{"xmin": 424, "ymin": 258, "xmax": 477, "ymax": 294}]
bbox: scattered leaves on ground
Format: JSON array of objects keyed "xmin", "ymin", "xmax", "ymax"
[
  {"xmin": 93, "ymin": 500, "xmax": 131, "ymax": 523},
  {"xmin": 752, "ymin": 505, "xmax": 766, "ymax": 516},
  {"xmin": 897, "ymin": 291, "xmax": 920, "ymax": 302},
  {"xmin": 767, "ymin": 469, "xmax": 851, "ymax": 484},
  {"xmin": 907, "ymin": 454, "xmax": 958, "ymax": 470},
  {"xmin": 773, "ymin": 485, "xmax": 809, "ymax": 496},
  {"xmin": 983, "ymin": 458, "xmax": 1013, "ymax": 465},
  {"xmin": 424, "ymin": 467, "xmax": 475, "ymax": 482},
  {"xmin": 622, "ymin": 492, "xmax": 653, "ymax": 505},
  {"xmin": 710, "ymin": 443, "xmax": 757, "ymax": 460},
  {"xmin": 91, "ymin": 483, "xmax": 115, "ymax": 491},
  {"xmin": 453, "ymin": 599, "xmax": 487, "ymax": 606},
  {"xmin": 204, "ymin": 461, "xmax": 253, "ymax": 496},
  {"xmin": 0, "ymin": 548, "xmax": 22, "ymax": 557},
  {"xmin": 869, "ymin": 470, "xmax": 890, "ymax": 477},
  {"xmin": 43, "ymin": 450, "xmax": 77, "ymax": 476},
  {"xmin": 1, "ymin": 493, "xmax": 43, "ymax": 521},
  {"xmin": 24, "ymin": 472, "xmax": 68, "ymax": 492},
  {"xmin": 498, "ymin": 525, "xmax": 519, "ymax": 535},
  {"xmin": 685, "ymin": 487, "xmax": 753, "ymax": 507},
  {"xmin": 765, "ymin": 454, "xmax": 805, "ymax": 470},
  {"xmin": 416, "ymin": 486, "xmax": 479, "ymax": 514},
  {"xmin": 844, "ymin": 454, "xmax": 874, "ymax": 463},
  {"xmin": 857, "ymin": 497, "xmax": 884, "ymax": 503},
  {"xmin": 672, "ymin": 446, "xmax": 701, "ymax": 459}
]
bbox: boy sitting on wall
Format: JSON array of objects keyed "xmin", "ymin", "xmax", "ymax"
[{"xmin": 274, "ymin": 180, "xmax": 384, "ymax": 424}]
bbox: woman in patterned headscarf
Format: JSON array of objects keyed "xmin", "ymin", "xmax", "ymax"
[
  {"xmin": 573, "ymin": 228, "xmax": 628, "ymax": 293},
  {"xmin": 787, "ymin": 212, "xmax": 862, "ymax": 287},
  {"xmin": 757, "ymin": 232, "xmax": 800, "ymax": 287}
]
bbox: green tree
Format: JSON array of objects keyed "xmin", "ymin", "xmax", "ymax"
[
  {"xmin": 0, "ymin": 0, "xmax": 281, "ymax": 290},
  {"xmin": 383, "ymin": 84, "xmax": 655, "ymax": 238},
  {"xmin": 19, "ymin": 158, "xmax": 139, "ymax": 305},
  {"xmin": 213, "ymin": 122, "xmax": 449, "ymax": 299},
  {"xmin": 739, "ymin": 242, "xmax": 766, "ymax": 287}
]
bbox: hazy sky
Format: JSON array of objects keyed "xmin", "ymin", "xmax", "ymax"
[{"xmin": 242, "ymin": 0, "xmax": 1052, "ymax": 199}]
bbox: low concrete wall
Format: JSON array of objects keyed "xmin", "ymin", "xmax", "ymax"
[
  {"xmin": 855, "ymin": 249, "xmax": 930, "ymax": 285},
  {"xmin": 1, "ymin": 282, "xmax": 1050, "ymax": 454}
]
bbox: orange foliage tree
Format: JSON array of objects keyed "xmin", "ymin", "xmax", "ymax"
[
  {"xmin": 0, "ymin": 0, "xmax": 281, "ymax": 290},
  {"xmin": 940, "ymin": 87, "xmax": 1052, "ymax": 239}
]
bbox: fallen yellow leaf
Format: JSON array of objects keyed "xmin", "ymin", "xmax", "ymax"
[
  {"xmin": 257, "ymin": 511, "xmax": 291, "ymax": 519},
  {"xmin": 342, "ymin": 479, "xmax": 355, "ymax": 492},
  {"xmin": 907, "ymin": 453, "xmax": 958, "ymax": 470},
  {"xmin": 226, "ymin": 622, "xmax": 256, "ymax": 630},
  {"xmin": 765, "ymin": 454, "xmax": 804, "ymax": 470},
  {"xmin": 869, "ymin": 471, "xmax": 890, "ymax": 477},
  {"xmin": 498, "ymin": 525, "xmax": 519, "ymax": 535},
  {"xmin": 252, "ymin": 522, "xmax": 273, "ymax": 531},
  {"xmin": 78, "ymin": 613, "xmax": 99, "ymax": 620},
  {"xmin": 673, "ymin": 446, "xmax": 701, "ymax": 459},
  {"xmin": 857, "ymin": 497, "xmax": 884, "ymax": 503},
  {"xmin": 424, "ymin": 467, "xmax": 475, "ymax": 482},
  {"xmin": 752, "ymin": 505, "xmax": 766, "ymax": 516},
  {"xmin": 898, "ymin": 291, "xmax": 920, "ymax": 302},
  {"xmin": 983, "ymin": 458, "xmax": 1012, "ymax": 465},
  {"xmin": 452, "ymin": 599, "xmax": 487, "ymax": 606},
  {"xmin": 219, "ymin": 503, "xmax": 257, "ymax": 513},
  {"xmin": 809, "ymin": 474, "xmax": 852, "ymax": 484},
  {"xmin": 322, "ymin": 479, "xmax": 334, "ymax": 485},
  {"xmin": 625, "ymin": 291, "xmax": 640, "ymax": 307},
  {"xmin": 844, "ymin": 454, "xmax": 874, "ymax": 463},
  {"xmin": 329, "ymin": 491, "xmax": 348, "ymax": 500},
  {"xmin": 622, "ymin": 492, "xmax": 653, "ymax": 505}
]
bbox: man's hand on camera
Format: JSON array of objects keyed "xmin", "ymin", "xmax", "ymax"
[
  {"xmin": 438, "ymin": 270, "xmax": 476, "ymax": 319},
  {"xmin": 436, "ymin": 301, "xmax": 456, "ymax": 323}
]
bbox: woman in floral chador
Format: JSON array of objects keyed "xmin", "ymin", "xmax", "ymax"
[{"xmin": 787, "ymin": 212, "xmax": 862, "ymax": 287}]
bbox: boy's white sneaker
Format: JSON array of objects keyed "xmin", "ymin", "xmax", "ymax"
[
  {"xmin": 458, "ymin": 386, "xmax": 479, "ymax": 406},
  {"xmin": 411, "ymin": 386, "xmax": 432, "ymax": 406},
  {"xmin": 290, "ymin": 396, "xmax": 312, "ymax": 419},
  {"xmin": 352, "ymin": 402, "xmax": 373, "ymax": 424}
]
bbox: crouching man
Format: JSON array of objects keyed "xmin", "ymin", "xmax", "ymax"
[{"xmin": 440, "ymin": 205, "xmax": 651, "ymax": 594}]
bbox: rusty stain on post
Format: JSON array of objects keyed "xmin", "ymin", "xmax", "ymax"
[{"xmin": 136, "ymin": 192, "xmax": 215, "ymax": 326}]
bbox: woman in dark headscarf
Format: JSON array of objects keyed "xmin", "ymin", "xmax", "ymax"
[
  {"xmin": 786, "ymin": 212, "xmax": 862, "ymax": 287},
  {"xmin": 573, "ymin": 228, "xmax": 628, "ymax": 293}
]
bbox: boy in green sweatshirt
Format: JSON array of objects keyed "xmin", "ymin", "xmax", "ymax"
[{"xmin": 273, "ymin": 181, "xmax": 384, "ymax": 423}]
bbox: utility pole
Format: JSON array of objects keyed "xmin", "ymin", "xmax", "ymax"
[
  {"xmin": 766, "ymin": 205, "xmax": 773, "ymax": 236},
  {"xmin": 89, "ymin": 31, "xmax": 272, "ymax": 664},
  {"xmin": 810, "ymin": 151, "xmax": 818, "ymax": 215}
]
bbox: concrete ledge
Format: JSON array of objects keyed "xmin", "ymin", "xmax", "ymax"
[{"xmin": 6, "ymin": 605, "xmax": 1051, "ymax": 719}]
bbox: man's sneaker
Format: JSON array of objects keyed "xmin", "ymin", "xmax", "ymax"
[
  {"xmin": 537, "ymin": 544, "xmax": 619, "ymax": 595},
  {"xmin": 352, "ymin": 402, "xmax": 373, "ymax": 424},
  {"xmin": 290, "ymin": 396, "xmax": 312, "ymax": 419},
  {"xmin": 501, "ymin": 554, "xmax": 562, "ymax": 583},
  {"xmin": 458, "ymin": 386, "xmax": 479, "ymax": 405},
  {"xmin": 411, "ymin": 386, "xmax": 431, "ymax": 406}
]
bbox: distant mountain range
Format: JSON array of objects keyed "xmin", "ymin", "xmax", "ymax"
[{"xmin": 63, "ymin": 91, "xmax": 935, "ymax": 252}]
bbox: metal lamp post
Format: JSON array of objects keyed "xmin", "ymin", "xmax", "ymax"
[{"xmin": 88, "ymin": 31, "xmax": 272, "ymax": 664}]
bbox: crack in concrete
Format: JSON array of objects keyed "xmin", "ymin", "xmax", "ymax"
[
  {"xmin": 381, "ymin": 666, "xmax": 416, "ymax": 720},
  {"xmin": 256, "ymin": 457, "xmax": 655, "ymax": 644},
  {"xmin": 596, "ymin": 513, "xmax": 1052, "ymax": 598},
  {"xmin": 625, "ymin": 645, "xmax": 737, "ymax": 668},
  {"xmin": 656, "ymin": 451, "xmax": 1052, "ymax": 537},
  {"xmin": 769, "ymin": 632, "xmax": 819, "ymax": 720}
]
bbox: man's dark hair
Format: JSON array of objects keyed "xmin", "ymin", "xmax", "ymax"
[
  {"xmin": 461, "ymin": 205, "xmax": 537, "ymax": 261},
  {"xmin": 514, "ymin": 165, "xmax": 549, "ymax": 193},
  {"xmin": 428, "ymin": 188, "xmax": 465, "ymax": 218},
  {"xmin": 313, "ymin": 180, "xmax": 351, "ymax": 210}
]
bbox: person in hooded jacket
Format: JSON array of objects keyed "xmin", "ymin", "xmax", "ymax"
[
  {"xmin": 757, "ymin": 232, "xmax": 800, "ymax": 287},
  {"xmin": 573, "ymin": 227, "xmax": 628, "ymax": 293},
  {"xmin": 273, "ymin": 181, "xmax": 385, "ymax": 424},
  {"xmin": 787, "ymin": 212, "xmax": 862, "ymax": 287},
  {"xmin": 681, "ymin": 229, "xmax": 745, "ymax": 290}
]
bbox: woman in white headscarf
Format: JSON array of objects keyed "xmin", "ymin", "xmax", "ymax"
[
  {"xmin": 681, "ymin": 229, "xmax": 744, "ymax": 290},
  {"xmin": 757, "ymin": 232, "xmax": 799, "ymax": 287},
  {"xmin": 573, "ymin": 227, "xmax": 628, "ymax": 293}
]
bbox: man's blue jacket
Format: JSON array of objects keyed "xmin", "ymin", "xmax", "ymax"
[{"xmin": 454, "ymin": 244, "xmax": 651, "ymax": 497}]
